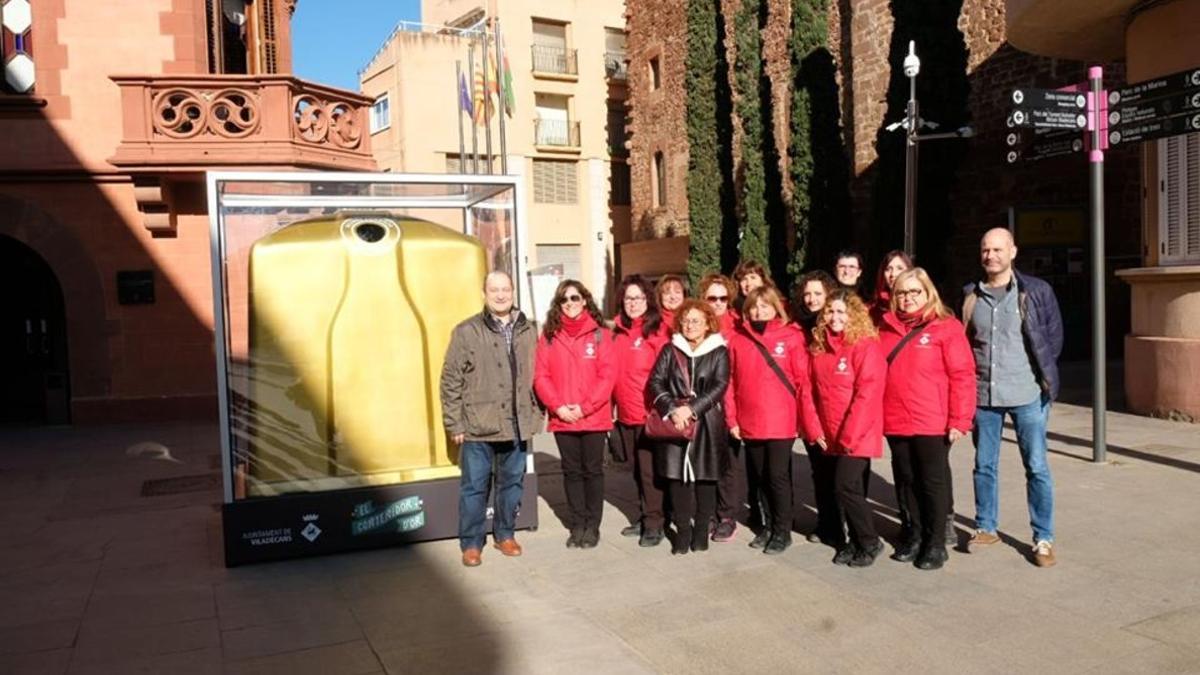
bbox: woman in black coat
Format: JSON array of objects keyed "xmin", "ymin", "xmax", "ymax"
[{"xmin": 647, "ymin": 299, "xmax": 731, "ymax": 555}]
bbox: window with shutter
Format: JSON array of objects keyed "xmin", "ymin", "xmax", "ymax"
[
  {"xmin": 1159, "ymin": 133, "xmax": 1200, "ymax": 264},
  {"xmin": 533, "ymin": 159, "xmax": 577, "ymax": 204}
]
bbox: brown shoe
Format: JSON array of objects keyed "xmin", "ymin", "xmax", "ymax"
[
  {"xmin": 1033, "ymin": 540, "xmax": 1057, "ymax": 567},
  {"xmin": 969, "ymin": 530, "xmax": 1000, "ymax": 549},
  {"xmin": 461, "ymin": 548, "xmax": 482, "ymax": 567},
  {"xmin": 493, "ymin": 539, "xmax": 523, "ymax": 557}
]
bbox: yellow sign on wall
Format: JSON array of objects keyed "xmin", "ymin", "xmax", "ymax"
[{"xmin": 1015, "ymin": 207, "xmax": 1087, "ymax": 246}]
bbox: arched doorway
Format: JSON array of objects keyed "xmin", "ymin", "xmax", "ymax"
[{"xmin": 0, "ymin": 236, "xmax": 70, "ymax": 425}]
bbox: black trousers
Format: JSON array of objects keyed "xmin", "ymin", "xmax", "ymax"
[
  {"xmin": 745, "ymin": 439, "xmax": 795, "ymax": 536},
  {"xmin": 716, "ymin": 437, "xmax": 745, "ymax": 522},
  {"xmin": 834, "ymin": 456, "xmax": 878, "ymax": 549},
  {"xmin": 804, "ymin": 441, "xmax": 845, "ymax": 545},
  {"xmin": 613, "ymin": 423, "xmax": 666, "ymax": 530},
  {"xmin": 888, "ymin": 435, "xmax": 952, "ymax": 547},
  {"xmin": 668, "ymin": 479, "xmax": 717, "ymax": 536},
  {"xmin": 555, "ymin": 431, "xmax": 606, "ymax": 531}
]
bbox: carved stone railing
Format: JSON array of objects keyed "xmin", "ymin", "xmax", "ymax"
[{"xmin": 109, "ymin": 75, "xmax": 375, "ymax": 172}]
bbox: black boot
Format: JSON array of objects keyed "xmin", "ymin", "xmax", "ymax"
[
  {"xmin": 916, "ymin": 545, "xmax": 949, "ymax": 570},
  {"xmin": 691, "ymin": 525, "xmax": 709, "ymax": 552},
  {"xmin": 849, "ymin": 540, "xmax": 884, "ymax": 568},
  {"xmin": 832, "ymin": 545, "xmax": 854, "ymax": 566},
  {"xmin": 890, "ymin": 536, "xmax": 922, "ymax": 563},
  {"xmin": 749, "ymin": 525, "xmax": 772, "ymax": 549},
  {"xmin": 621, "ymin": 521, "xmax": 642, "ymax": 537},
  {"xmin": 764, "ymin": 531, "xmax": 792, "ymax": 555},
  {"xmin": 672, "ymin": 525, "xmax": 691, "ymax": 555},
  {"xmin": 639, "ymin": 528, "xmax": 665, "ymax": 547}
]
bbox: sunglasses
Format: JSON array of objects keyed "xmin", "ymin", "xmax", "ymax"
[
  {"xmin": 705, "ymin": 296, "xmax": 729, "ymax": 303},
  {"xmin": 560, "ymin": 294, "xmax": 583, "ymax": 304}
]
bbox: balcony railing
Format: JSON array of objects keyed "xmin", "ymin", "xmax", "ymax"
[
  {"xmin": 108, "ymin": 75, "xmax": 376, "ymax": 172},
  {"xmin": 604, "ymin": 51, "xmax": 628, "ymax": 81},
  {"xmin": 535, "ymin": 119, "xmax": 581, "ymax": 148},
  {"xmin": 531, "ymin": 44, "xmax": 578, "ymax": 76}
]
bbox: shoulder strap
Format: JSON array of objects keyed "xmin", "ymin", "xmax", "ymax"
[
  {"xmin": 672, "ymin": 347, "xmax": 693, "ymax": 396},
  {"xmin": 886, "ymin": 322, "xmax": 930, "ymax": 364},
  {"xmin": 748, "ymin": 337, "xmax": 797, "ymax": 398}
]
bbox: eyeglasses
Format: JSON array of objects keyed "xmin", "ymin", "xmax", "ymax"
[
  {"xmin": 681, "ymin": 318, "xmax": 706, "ymax": 327},
  {"xmin": 623, "ymin": 295, "xmax": 647, "ymax": 303},
  {"xmin": 705, "ymin": 296, "xmax": 729, "ymax": 304},
  {"xmin": 895, "ymin": 288, "xmax": 926, "ymax": 298},
  {"xmin": 560, "ymin": 294, "xmax": 583, "ymax": 304}
]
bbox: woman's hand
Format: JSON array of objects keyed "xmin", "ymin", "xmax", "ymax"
[
  {"xmin": 815, "ymin": 437, "xmax": 828, "ymax": 451},
  {"xmin": 947, "ymin": 428, "xmax": 965, "ymax": 444},
  {"xmin": 556, "ymin": 405, "xmax": 582, "ymax": 423},
  {"xmin": 670, "ymin": 405, "xmax": 695, "ymax": 430},
  {"xmin": 730, "ymin": 426, "xmax": 742, "ymax": 440}
]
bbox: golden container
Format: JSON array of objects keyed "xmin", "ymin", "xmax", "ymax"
[{"xmin": 243, "ymin": 214, "xmax": 486, "ymax": 495}]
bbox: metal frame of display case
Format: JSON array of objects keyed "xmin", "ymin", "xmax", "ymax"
[{"xmin": 205, "ymin": 171, "xmax": 533, "ymax": 565}]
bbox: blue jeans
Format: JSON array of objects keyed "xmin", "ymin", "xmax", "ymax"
[
  {"xmin": 972, "ymin": 396, "xmax": 1054, "ymax": 543},
  {"xmin": 459, "ymin": 440, "xmax": 527, "ymax": 551}
]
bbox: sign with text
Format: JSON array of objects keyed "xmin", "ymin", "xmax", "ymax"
[
  {"xmin": 1108, "ymin": 67, "xmax": 1200, "ymax": 106},
  {"xmin": 1011, "ymin": 88, "xmax": 1088, "ymax": 111},
  {"xmin": 1109, "ymin": 111, "xmax": 1200, "ymax": 146},
  {"xmin": 1109, "ymin": 91, "xmax": 1200, "ymax": 127},
  {"xmin": 1010, "ymin": 107, "xmax": 1088, "ymax": 130}
]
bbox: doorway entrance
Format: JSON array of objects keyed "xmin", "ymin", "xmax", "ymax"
[{"xmin": 0, "ymin": 236, "xmax": 70, "ymax": 425}]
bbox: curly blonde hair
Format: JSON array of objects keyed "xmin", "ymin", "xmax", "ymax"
[{"xmin": 809, "ymin": 290, "xmax": 877, "ymax": 354}]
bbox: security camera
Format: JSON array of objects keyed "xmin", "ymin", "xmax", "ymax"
[{"xmin": 903, "ymin": 41, "xmax": 920, "ymax": 78}]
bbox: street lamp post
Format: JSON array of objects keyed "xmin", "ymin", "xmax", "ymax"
[{"xmin": 888, "ymin": 41, "xmax": 974, "ymax": 257}]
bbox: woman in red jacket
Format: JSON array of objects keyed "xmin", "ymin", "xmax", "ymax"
[
  {"xmin": 870, "ymin": 250, "xmax": 912, "ymax": 326},
  {"xmin": 726, "ymin": 286, "xmax": 807, "ymax": 554},
  {"xmin": 698, "ymin": 272, "xmax": 742, "ymax": 541},
  {"xmin": 534, "ymin": 280, "xmax": 618, "ymax": 550},
  {"xmin": 791, "ymin": 270, "xmax": 845, "ymax": 549},
  {"xmin": 655, "ymin": 274, "xmax": 688, "ymax": 339},
  {"xmin": 878, "ymin": 268, "xmax": 976, "ymax": 570},
  {"xmin": 611, "ymin": 275, "xmax": 669, "ymax": 547},
  {"xmin": 801, "ymin": 290, "xmax": 887, "ymax": 567}
]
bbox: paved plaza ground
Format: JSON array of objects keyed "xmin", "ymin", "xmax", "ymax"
[{"xmin": 2, "ymin": 400, "xmax": 1199, "ymax": 674}]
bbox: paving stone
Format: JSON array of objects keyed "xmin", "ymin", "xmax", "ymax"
[{"xmin": 222, "ymin": 640, "xmax": 382, "ymax": 675}]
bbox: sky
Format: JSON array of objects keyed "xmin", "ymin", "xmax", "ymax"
[{"xmin": 292, "ymin": 0, "xmax": 422, "ymax": 92}]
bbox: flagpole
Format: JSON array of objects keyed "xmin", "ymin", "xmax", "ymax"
[
  {"xmin": 480, "ymin": 30, "xmax": 495, "ymax": 175},
  {"xmin": 467, "ymin": 42, "xmax": 480, "ymax": 174},
  {"xmin": 455, "ymin": 59, "xmax": 466, "ymax": 173},
  {"xmin": 494, "ymin": 18, "xmax": 508, "ymax": 175}
]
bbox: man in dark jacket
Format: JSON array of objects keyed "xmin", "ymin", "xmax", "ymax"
[
  {"xmin": 962, "ymin": 228, "xmax": 1063, "ymax": 568},
  {"xmin": 440, "ymin": 271, "xmax": 543, "ymax": 567}
]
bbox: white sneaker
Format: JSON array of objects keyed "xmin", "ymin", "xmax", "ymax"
[{"xmin": 1033, "ymin": 540, "xmax": 1056, "ymax": 567}]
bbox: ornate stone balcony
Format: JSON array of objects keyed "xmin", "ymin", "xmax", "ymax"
[{"xmin": 108, "ymin": 75, "xmax": 376, "ymax": 173}]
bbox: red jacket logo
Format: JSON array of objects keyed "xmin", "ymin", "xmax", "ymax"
[
  {"xmin": 584, "ymin": 342, "xmax": 596, "ymax": 358},
  {"xmin": 836, "ymin": 357, "xmax": 849, "ymax": 374},
  {"xmin": 633, "ymin": 337, "xmax": 643, "ymax": 349},
  {"xmin": 774, "ymin": 342, "xmax": 785, "ymax": 355},
  {"xmin": 918, "ymin": 333, "xmax": 931, "ymax": 346}
]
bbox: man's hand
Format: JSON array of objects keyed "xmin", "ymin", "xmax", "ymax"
[
  {"xmin": 815, "ymin": 437, "xmax": 828, "ymax": 451},
  {"xmin": 948, "ymin": 428, "xmax": 965, "ymax": 444},
  {"xmin": 452, "ymin": 433, "xmax": 465, "ymax": 445},
  {"xmin": 730, "ymin": 426, "xmax": 742, "ymax": 440}
]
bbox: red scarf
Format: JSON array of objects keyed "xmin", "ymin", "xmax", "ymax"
[
  {"xmin": 622, "ymin": 314, "xmax": 645, "ymax": 336},
  {"xmin": 898, "ymin": 309, "xmax": 926, "ymax": 328},
  {"xmin": 560, "ymin": 312, "xmax": 596, "ymax": 338}
]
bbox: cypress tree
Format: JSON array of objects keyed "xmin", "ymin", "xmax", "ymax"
[
  {"xmin": 686, "ymin": 0, "xmax": 726, "ymax": 289},
  {"xmin": 788, "ymin": 0, "xmax": 851, "ymax": 276},
  {"xmin": 733, "ymin": 0, "xmax": 770, "ymax": 269}
]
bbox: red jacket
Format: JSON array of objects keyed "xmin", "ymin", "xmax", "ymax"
[
  {"xmin": 534, "ymin": 315, "xmax": 618, "ymax": 433},
  {"xmin": 717, "ymin": 310, "xmax": 738, "ymax": 340},
  {"xmin": 877, "ymin": 312, "xmax": 977, "ymax": 437},
  {"xmin": 657, "ymin": 309, "xmax": 676, "ymax": 339},
  {"xmin": 725, "ymin": 319, "xmax": 807, "ymax": 439},
  {"xmin": 612, "ymin": 317, "xmax": 668, "ymax": 425},
  {"xmin": 800, "ymin": 332, "xmax": 886, "ymax": 458}
]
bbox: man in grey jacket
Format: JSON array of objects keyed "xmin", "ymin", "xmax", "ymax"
[{"xmin": 440, "ymin": 271, "xmax": 543, "ymax": 567}]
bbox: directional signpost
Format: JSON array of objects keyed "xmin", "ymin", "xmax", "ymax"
[
  {"xmin": 1107, "ymin": 67, "xmax": 1200, "ymax": 146},
  {"xmin": 1005, "ymin": 71, "xmax": 1109, "ymax": 463}
]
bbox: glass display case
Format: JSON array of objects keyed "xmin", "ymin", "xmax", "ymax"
[{"xmin": 207, "ymin": 172, "xmax": 537, "ymax": 565}]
